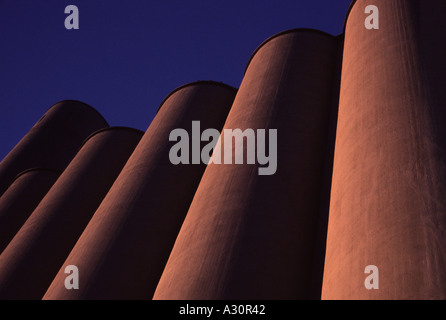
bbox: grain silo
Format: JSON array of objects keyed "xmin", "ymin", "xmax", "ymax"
[
  {"xmin": 0, "ymin": 100, "xmax": 109, "ymax": 197},
  {"xmin": 43, "ymin": 81, "xmax": 237, "ymax": 300},
  {"xmin": 154, "ymin": 29, "xmax": 341, "ymax": 300},
  {"xmin": 0, "ymin": 127, "xmax": 142, "ymax": 299},
  {"xmin": 0, "ymin": 168, "xmax": 61, "ymax": 253},
  {"xmin": 322, "ymin": 0, "xmax": 446, "ymax": 299}
]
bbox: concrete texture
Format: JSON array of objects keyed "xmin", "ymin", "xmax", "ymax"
[
  {"xmin": 43, "ymin": 82, "xmax": 237, "ymax": 300},
  {"xmin": 153, "ymin": 30, "xmax": 340, "ymax": 300},
  {"xmin": 0, "ymin": 168, "xmax": 61, "ymax": 254},
  {"xmin": 0, "ymin": 100, "xmax": 109, "ymax": 197},
  {"xmin": 0, "ymin": 127, "xmax": 142, "ymax": 299},
  {"xmin": 322, "ymin": 0, "xmax": 446, "ymax": 300},
  {"xmin": 0, "ymin": 0, "xmax": 445, "ymax": 301}
]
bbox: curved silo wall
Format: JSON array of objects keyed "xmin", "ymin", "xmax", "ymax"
[
  {"xmin": 0, "ymin": 127, "xmax": 142, "ymax": 299},
  {"xmin": 43, "ymin": 81, "xmax": 237, "ymax": 300},
  {"xmin": 0, "ymin": 168, "xmax": 61, "ymax": 254},
  {"xmin": 322, "ymin": 0, "xmax": 446, "ymax": 299},
  {"xmin": 154, "ymin": 29, "xmax": 340, "ymax": 300},
  {"xmin": 0, "ymin": 100, "xmax": 109, "ymax": 197}
]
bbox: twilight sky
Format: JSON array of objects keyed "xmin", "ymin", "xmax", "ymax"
[{"xmin": 0, "ymin": 0, "xmax": 352, "ymax": 161}]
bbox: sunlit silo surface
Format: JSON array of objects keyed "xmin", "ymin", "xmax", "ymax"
[
  {"xmin": 322, "ymin": 0, "xmax": 446, "ymax": 300},
  {"xmin": 1, "ymin": 0, "xmax": 445, "ymax": 300},
  {"xmin": 153, "ymin": 29, "xmax": 340, "ymax": 300}
]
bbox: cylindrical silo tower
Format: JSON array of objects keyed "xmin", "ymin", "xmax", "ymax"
[
  {"xmin": 0, "ymin": 100, "xmax": 109, "ymax": 197},
  {"xmin": 0, "ymin": 127, "xmax": 143, "ymax": 299},
  {"xmin": 0, "ymin": 168, "xmax": 61, "ymax": 254},
  {"xmin": 322, "ymin": 0, "xmax": 446, "ymax": 299},
  {"xmin": 43, "ymin": 81, "xmax": 237, "ymax": 300},
  {"xmin": 153, "ymin": 29, "xmax": 340, "ymax": 300}
]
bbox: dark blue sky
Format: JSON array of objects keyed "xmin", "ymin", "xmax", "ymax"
[{"xmin": 0, "ymin": 0, "xmax": 352, "ymax": 161}]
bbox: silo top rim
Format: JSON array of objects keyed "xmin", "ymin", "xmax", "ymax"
[
  {"xmin": 244, "ymin": 28, "xmax": 336, "ymax": 74},
  {"xmin": 46, "ymin": 100, "xmax": 109, "ymax": 127},
  {"xmin": 11, "ymin": 167, "xmax": 62, "ymax": 184},
  {"xmin": 81, "ymin": 126, "xmax": 144, "ymax": 148},
  {"xmin": 156, "ymin": 81, "xmax": 238, "ymax": 114}
]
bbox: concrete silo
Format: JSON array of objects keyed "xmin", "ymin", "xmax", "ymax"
[
  {"xmin": 0, "ymin": 127, "xmax": 142, "ymax": 299},
  {"xmin": 0, "ymin": 168, "xmax": 61, "ymax": 254},
  {"xmin": 0, "ymin": 100, "xmax": 109, "ymax": 197},
  {"xmin": 43, "ymin": 81, "xmax": 237, "ymax": 300},
  {"xmin": 322, "ymin": 0, "xmax": 446, "ymax": 299},
  {"xmin": 153, "ymin": 29, "xmax": 341, "ymax": 300}
]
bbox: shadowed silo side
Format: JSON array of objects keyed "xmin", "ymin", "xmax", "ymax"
[
  {"xmin": 0, "ymin": 100, "xmax": 109, "ymax": 197},
  {"xmin": 322, "ymin": 0, "xmax": 446, "ymax": 299},
  {"xmin": 0, "ymin": 168, "xmax": 61, "ymax": 254},
  {"xmin": 43, "ymin": 82, "xmax": 237, "ymax": 300},
  {"xmin": 154, "ymin": 30, "xmax": 339, "ymax": 300},
  {"xmin": 309, "ymin": 33, "xmax": 344, "ymax": 299},
  {"xmin": 0, "ymin": 127, "xmax": 142, "ymax": 299}
]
